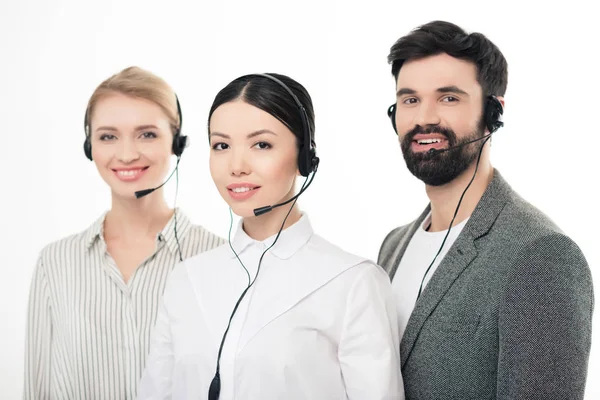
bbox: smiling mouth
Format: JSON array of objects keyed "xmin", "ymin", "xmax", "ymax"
[
  {"xmin": 228, "ymin": 186, "xmax": 259, "ymax": 193},
  {"xmin": 112, "ymin": 167, "xmax": 149, "ymax": 181},
  {"xmin": 414, "ymin": 138, "xmax": 447, "ymax": 145}
]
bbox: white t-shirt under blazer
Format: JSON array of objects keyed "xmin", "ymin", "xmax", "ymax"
[{"xmin": 138, "ymin": 214, "xmax": 404, "ymax": 400}]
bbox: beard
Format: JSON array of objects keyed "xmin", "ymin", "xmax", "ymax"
[{"xmin": 400, "ymin": 120, "xmax": 485, "ymax": 186}]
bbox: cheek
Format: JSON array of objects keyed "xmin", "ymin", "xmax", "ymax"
[
  {"xmin": 443, "ymin": 104, "xmax": 482, "ymax": 130},
  {"xmin": 140, "ymin": 143, "xmax": 173, "ymax": 173},
  {"xmin": 446, "ymin": 114, "xmax": 478, "ymax": 136},
  {"xmin": 148, "ymin": 140, "xmax": 173, "ymax": 160},
  {"xmin": 396, "ymin": 108, "xmax": 416, "ymax": 131},
  {"xmin": 91, "ymin": 145, "xmax": 113, "ymax": 167},
  {"xmin": 209, "ymin": 156, "xmax": 222, "ymax": 183},
  {"xmin": 209, "ymin": 153, "xmax": 231, "ymax": 191},
  {"xmin": 259, "ymin": 151, "xmax": 297, "ymax": 187}
]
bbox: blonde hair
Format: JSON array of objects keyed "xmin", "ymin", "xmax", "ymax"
[{"xmin": 85, "ymin": 66, "xmax": 180, "ymax": 136}]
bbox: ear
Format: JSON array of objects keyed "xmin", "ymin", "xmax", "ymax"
[{"xmin": 495, "ymin": 95, "xmax": 505, "ymax": 110}]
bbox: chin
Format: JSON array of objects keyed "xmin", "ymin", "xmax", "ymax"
[
  {"xmin": 109, "ymin": 182, "xmax": 152, "ymax": 199},
  {"xmin": 110, "ymin": 189, "xmax": 139, "ymax": 199},
  {"xmin": 227, "ymin": 203, "xmax": 259, "ymax": 218}
]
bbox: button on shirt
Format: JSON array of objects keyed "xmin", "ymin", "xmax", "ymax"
[
  {"xmin": 138, "ymin": 214, "xmax": 404, "ymax": 400},
  {"xmin": 24, "ymin": 209, "xmax": 224, "ymax": 400}
]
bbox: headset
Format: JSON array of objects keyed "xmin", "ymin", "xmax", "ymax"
[
  {"xmin": 386, "ymin": 94, "xmax": 504, "ymax": 300},
  {"xmin": 250, "ymin": 73, "xmax": 320, "ymax": 216},
  {"xmin": 83, "ymin": 93, "xmax": 188, "ymax": 262},
  {"xmin": 208, "ymin": 73, "xmax": 318, "ymax": 400}
]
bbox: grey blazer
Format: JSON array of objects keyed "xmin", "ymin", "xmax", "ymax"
[{"xmin": 378, "ymin": 170, "xmax": 594, "ymax": 400}]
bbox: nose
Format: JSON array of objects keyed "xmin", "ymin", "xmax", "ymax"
[
  {"xmin": 413, "ymin": 100, "xmax": 441, "ymax": 128},
  {"xmin": 229, "ymin": 148, "xmax": 250, "ymax": 177},
  {"xmin": 116, "ymin": 138, "xmax": 141, "ymax": 163}
]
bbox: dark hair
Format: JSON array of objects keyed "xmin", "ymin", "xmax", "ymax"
[
  {"xmin": 388, "ymin": 21, "xmax": 508, "ymax": 97},
  {"xmin": 208, "ymin": 73, "xmax": 315, "ymax": 147}
]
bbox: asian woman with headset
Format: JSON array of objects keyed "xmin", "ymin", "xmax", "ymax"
[{"xmin": 138, "ymin": 73, "xmax": 404, "ymax": 400}]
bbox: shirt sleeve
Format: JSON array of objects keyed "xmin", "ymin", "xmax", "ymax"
[
  {"xmin": 23, "ymin": 255, "xmax": 53, "ymax": 400},
  {"xmin": 338, "ymin": 262, "xmax": 405, "ymax": 400},
  {"xmin": 137, "ymin": 262, "xmax": 187, "ymax": 400},
  {"xmin": 497, "ymin": 233, "xmax": 594, "ymax": 399}
]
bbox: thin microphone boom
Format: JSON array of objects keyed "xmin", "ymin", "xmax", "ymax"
[
  {"xmin": 134, "ymin": 157, "xmax": 181, "ymax": 199},
  {"xmin": 428, "ymin": 132, "xmax": 492, "ymax": 155},
  {"xmin": 253, "ymin": 171, "xmax": 316, "ymax": 216}
]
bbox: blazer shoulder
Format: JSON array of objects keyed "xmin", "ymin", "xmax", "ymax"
[
  {"xmin": 511, "ymin": 232, "xmax": 591, "ymax": 284},
  {"xmin": 377, "ymin": 223, "xmax": 412, "ymax": 266}
]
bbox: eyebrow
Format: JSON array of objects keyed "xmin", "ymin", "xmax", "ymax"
[
  {"xmin": 396, "ymin": 85, "xmax": 469, "ymax": 97},
  {"xmin": 396, "ymin": 88, "xmax": 416, "ymax": 97},
  {"xmin": 437, "ymin": 85, "xmax": 469, "ymax": 96},
  {"xmin": 209, "ymin": 129, "xmax": 278, "ymax": 139},
  {"xmin": 95, "ymin": 124, "xmax": 160, "ymax": 132}
]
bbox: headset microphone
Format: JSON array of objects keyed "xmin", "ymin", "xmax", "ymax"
[
  {"xmin": 134, "ymin": 157, "xmax": 181, "ymax": 198},
  {"xmin": 253, "ymin": 159, "xmax": 319, "ymax": 216},
  {"xmin": 426, "ymin": 132, "xmax": 493, "ymax": 156}
]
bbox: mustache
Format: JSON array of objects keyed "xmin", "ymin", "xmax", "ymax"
[{"xmin": 402, "ymin": 125, "xmax": 458, "ymax": 147}]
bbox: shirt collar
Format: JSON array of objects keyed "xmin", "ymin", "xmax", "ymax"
[
  {"xmin": 229, "ymin": 213, "xmax": 314, "ymax": 260},
  {"xmin": 83, "ymin": 208, "xmax": 191, "ymax": 256},
  {"xmin": 84, "ymin": 211, "xmax": 108, "ymax": 250}
]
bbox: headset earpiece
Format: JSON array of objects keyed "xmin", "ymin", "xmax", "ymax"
[
  {"xmin": 296, "ymin": 104, "xmax": 319, "ymax": 177},
  {"xmin": 254, "ymin": 73, "xmax": 318, "ymax": 177},
  {"xmin": 83, "ymin": 105, "xmax": 93, "ymax": 161},
  {"xmin": 485, "ymin": 95, "xmax": 504, "ymax": 133},
  {"xmin": 83, "ymin": 137, "xmax": 92, "ymax": 161},
  {"xmin": 298, "ymin": 142, "xmax": 319, "ymax": 177},
  {"xmin": 172, "ymin": 133, "xmax": 187, "ymax": 157},
  {"xmin": 171, "ymin": 95, "xmax": 188, "ymax": 157},
  {"xmin": 387, "ymin": 103, "xmax": 398, "ymax": 134}
]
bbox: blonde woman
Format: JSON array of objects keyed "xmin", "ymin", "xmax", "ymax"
[{"xmin": 24, "ymin": 66, "xmax": 224, "ymax": 399}]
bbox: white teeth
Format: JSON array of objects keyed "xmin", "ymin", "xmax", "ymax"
[
  {"xmin": 417, "ymin": 138, "xmax": 442, "ymax": 144},
  {"xmin": 231, "ymin": 187, "xmax": 253, "ymax": 193},
  {"xmin": 117, "ymin": 169, "xmax": 141, "ymax": 177}
]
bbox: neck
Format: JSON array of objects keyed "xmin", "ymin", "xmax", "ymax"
[
  {"xmin": 104, "ymin": 188, "xmax": 173, "ymax": 241},
  {"xmin": 242, "ymin": 203, "xmax": 302, "ymax": 242},
  {"xmin": 425, "ymin": 151, "xmax": 493, "ymax": 232}
]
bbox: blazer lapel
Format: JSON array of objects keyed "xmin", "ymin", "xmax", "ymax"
[
  {"xmin": 400, "ymin": 169, "xmax": 512, "ymax": 368},
  {"xmin": 387, "ymin": 206, "xmax": 431, "ymax": 280},
  {"xmin": 400, "ymin": 232, "xmax": 477, "ymax": 367}
]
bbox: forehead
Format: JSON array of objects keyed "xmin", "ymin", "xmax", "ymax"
[
  {"xmin": 210, "ymin": 100, "xmax": 290, "ymax": 137},
  {"xmin": 92, "ymin": 93, "xmax": 168, "ymax": 124},
  {"xmin": 396, "ymin": 53, "xmax": 481, "ymax": 96}
]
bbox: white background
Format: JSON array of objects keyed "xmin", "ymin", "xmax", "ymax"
[{"xmin": 1, "ymin": 0, "xmax": 598, "ymax": 398}]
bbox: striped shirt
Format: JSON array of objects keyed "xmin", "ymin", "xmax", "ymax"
[{"xmin": 24, "ymin": 208, "xmax": 224, "ymax": 400}]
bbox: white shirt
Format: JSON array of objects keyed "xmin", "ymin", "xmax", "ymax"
[
  {"xmin": 24, "ymin": 209, "xmax": 224, "ymax": 400},
  {"xmin": 391, "ymin": 213, "xmax": 468, "ymax": 339},
  {"xmin": 138, "ymin": 214, "xmax": 404, "ymax": 400}
]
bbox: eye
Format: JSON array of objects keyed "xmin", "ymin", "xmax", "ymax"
[
  {"xmin": 402, "ymin": 97, "xmax": 418, "ymax": 105},
  {"xmin": 442, "ymin": 96, "xmax": 459, "ymax": 103},
  {"xmin": 99, "ymin": 133, "xmax": 117, "ymax": 141},
  {"xmin": 212, "ymin": 142, "xmax": 229, "ymax": 151},
  {"xmin": 140, "ymin": 131, "xmax": 157, "ymax": 139},
  {"xmin": 253, "ymin": 141, "xmax": 272, "ymax": 150}
]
